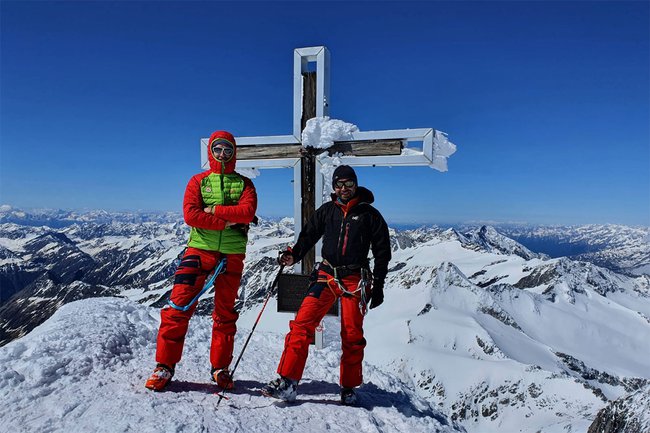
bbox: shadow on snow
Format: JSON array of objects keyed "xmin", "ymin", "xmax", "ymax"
[{"xmin": 165, "ymin": 378, "xmax": 448, "ymax": 424}]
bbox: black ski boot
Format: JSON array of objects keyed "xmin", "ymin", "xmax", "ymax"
[
  {"xmin": 262, "ymin": 376, "xmax": 298, "ymax": 402},
  {"xmin": 340, "ymin": 387, "xmax": 358, "ymax": 406}
]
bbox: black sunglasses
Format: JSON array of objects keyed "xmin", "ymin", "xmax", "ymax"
[{"xmin": 334, "ymin": 180, "xmax": 356, "ymax": 188}]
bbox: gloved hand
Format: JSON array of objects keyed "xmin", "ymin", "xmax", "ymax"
[
  {"xmin": 278, "ymin": 249, "xmax": 295, "ymax": 266},
  {"xmin": 369, "ymin": 278, "xmax": 384, "ymax": 309}
]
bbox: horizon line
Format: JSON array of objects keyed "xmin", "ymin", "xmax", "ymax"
[{"xmin": 1, "ymin": 204, "xmax": 648, "ymax": 229}]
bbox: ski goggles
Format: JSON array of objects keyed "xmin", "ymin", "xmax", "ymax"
[
  {"xmin": 334, "ymin": 180, "xmax": 356, "ymax": 189},
  {"xmin": 210, "ymin": 140, "xmax": 234, "ymax": 159}
]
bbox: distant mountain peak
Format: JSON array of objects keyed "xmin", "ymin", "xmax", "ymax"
[
  {"xmin": 433, "ymin": 261, "xmax": 474, "ymax": 291},
  {"xmin": 463, "ymin": 225, "xmax": 544, "ymax": 260}
]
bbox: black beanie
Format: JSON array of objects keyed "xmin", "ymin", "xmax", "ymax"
[{"xmin": 332, "ymin": 165, "xmax": 358, "ymax": 188}]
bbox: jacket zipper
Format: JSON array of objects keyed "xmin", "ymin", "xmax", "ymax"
[
  {"xmin": 341, "ymin": 223, "xmax": 350, "ymax": 256},
  {"xmin": 337, "ymin": 211, "xmax": 347, "ymax": 255},
  {"xmin": 218, "ymin": 174, "xmax": 225, "ymax": 250}
]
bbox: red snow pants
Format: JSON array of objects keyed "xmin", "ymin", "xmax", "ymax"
[
  {"xmin": 277, "ymin": 269, "xmax": 367, "ymax": 388},
  {"xmin": 155, "ymin": 247, "xmax": 245, "ymax": 369}
]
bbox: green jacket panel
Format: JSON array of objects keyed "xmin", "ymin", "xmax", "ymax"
[{"xmin": 187, "ymin": 173, "xmax": 248, "ymax": 253}]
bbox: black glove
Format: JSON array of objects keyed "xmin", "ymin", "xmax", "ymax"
[
  {"xmin": 369, "ymin": 278, "xmax": 384, "ymax": 309},
  {"xmin": 277, "ymin": 249, "xmax": 295, "ymax": 266}
]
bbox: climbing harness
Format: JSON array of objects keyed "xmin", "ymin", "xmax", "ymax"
[
  {"xmin": 168, "ymin": 257, "xmax": 227, "ymax": 312},
  {"xmin": 321, "ymin": 260, "xmax": 372, "ymax": 316}
]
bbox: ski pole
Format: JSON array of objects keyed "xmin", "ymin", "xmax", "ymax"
[{"xmin": 216, "ymin": 264, "xmax": 285, "ymax": 407}]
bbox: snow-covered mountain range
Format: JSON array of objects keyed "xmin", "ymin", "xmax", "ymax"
[
  {"xmin": 0, "ymin": 206, "xmax": 649, "ymax": 432},
  {"xmin": 495, "ymin": 224, "xmax": 650, "ymax": 277}
]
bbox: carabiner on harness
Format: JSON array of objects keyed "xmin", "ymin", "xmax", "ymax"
[
  {"xmin": 331, "ymin": 267, "xmax": 362, "ymax": 296},
  {"xmin": 168, "ymin": 258, "xmax": 227, "ymax": 312},
  {"xmin": 330, "ymin": 266, "xmax": 372, "ymax": 316},
  {"xmin": 357, "ymin": 268, "xmax": 372, "ymax": 316}
]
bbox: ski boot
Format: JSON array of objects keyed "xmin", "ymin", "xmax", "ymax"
[
  {"xmin": 144, "ymin": 364, "xmax": 174, "ymax": 391},
  {"xmin": 262, "ymin": 376, "xmax": 298, "ymax": 402},
  {"xmin": 211, "ymin": 367, "xmax": 234, "ymax": 390},
  {"xmin": 340, "ymin": 387, "xmax": 358, "ymax": 406}
]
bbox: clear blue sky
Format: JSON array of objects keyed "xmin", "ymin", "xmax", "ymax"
[{"xmin": 1, "ymin": 1, "xmax": 648, "ymax": 225}]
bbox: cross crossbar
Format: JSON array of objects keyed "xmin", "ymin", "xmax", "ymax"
[
  {"xmin": 229, "ymin": 140, "xmax": 402, "ymax": 162},
  {"xmin": 200, "ymin": 128, "xmax": 437, "ymax": 169}
]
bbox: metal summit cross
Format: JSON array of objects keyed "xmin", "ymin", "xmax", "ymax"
[{"xmin": 201, "ymin": 46, "xmax": 450, "ymax": 273}]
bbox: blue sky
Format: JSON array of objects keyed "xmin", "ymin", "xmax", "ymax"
[{"xmin": 1, "ymin": 1, "xmax": 648, "ymax": 226}]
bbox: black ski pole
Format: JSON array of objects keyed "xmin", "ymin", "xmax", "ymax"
[{"xmin": 216, "ymin": 264, "xmax": 285, "ymax": 407}]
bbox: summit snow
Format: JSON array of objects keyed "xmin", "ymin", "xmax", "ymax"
[{"xmin": 0, "ymin": 208, "xmax": 649, "ymax": 432}]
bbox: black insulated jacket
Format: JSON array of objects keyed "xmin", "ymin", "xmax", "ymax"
[{"xmin": 291, "ymin": 186, "xmax": 391, "ymax": 285}]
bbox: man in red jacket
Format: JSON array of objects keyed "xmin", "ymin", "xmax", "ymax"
[
  {"xmin": 145, "ymin": 130, "xmax": 257, "ymax": 392},
  {"xmin": 263, "ymin": 165, "xmax": 391, "ymax": 406}
]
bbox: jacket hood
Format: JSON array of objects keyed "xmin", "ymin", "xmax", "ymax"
[
  {"xmin": 330, "ymin": 186, "xmax": 375, "ymax": 206},
  {"xmin": 207, "ymin": 130, "xmax": 237, "ymax": 174}
]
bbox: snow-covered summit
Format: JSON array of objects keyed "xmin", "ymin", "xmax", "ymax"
[
  {"xmin": 463, "ymin": 225, "xmax": 545, "ymax": 260},
  {"xmin": 0, "ymin": 297, "xmax": 461, "ymax": 433},
  {"xmin": 498, "ymin": 224, "xmax": 650, "ymax": 276}
]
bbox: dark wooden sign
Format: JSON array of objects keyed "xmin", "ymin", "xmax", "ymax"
[
  {"xmin": 236, "ymin": 140, "xmax": 403, "ymax": 161},
  {"xmin": 277, "ymin": 273, "xmax": 339, "ymax": 316}
]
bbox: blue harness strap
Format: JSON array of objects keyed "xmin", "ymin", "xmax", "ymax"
[{"xmin": 168, "ymin": 258, "xmax": 227, "ymax": 312}]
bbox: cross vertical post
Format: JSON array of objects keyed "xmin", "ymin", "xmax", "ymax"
[
  {"xmin": 294, "ymin": 47, "xmax": 330, "ymax": 348},
  {"xmin": 294, "ymin": 47, "xmax": 330, "ymax": 274}
]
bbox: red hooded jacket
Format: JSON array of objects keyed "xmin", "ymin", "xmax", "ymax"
[{"xmin": 182, "ymin": 131, "xmax": 257, "ymax": 233}]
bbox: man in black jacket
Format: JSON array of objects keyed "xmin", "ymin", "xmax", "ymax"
[{"xmin": 263, "ymin": 165, "xmax": 391, "ymax": 406}]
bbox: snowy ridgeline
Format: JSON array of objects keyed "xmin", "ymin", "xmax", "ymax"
[
  {"xmin": 496, "ymin": 224, "xmax": 650, "ymax": 277},
  {"xmin": 0, "ymin": 211, "xmax": 650, "ymax": 433},
  {"xmin": 1, "ymin": 218, "xmax": 649, "ymax": 432}
]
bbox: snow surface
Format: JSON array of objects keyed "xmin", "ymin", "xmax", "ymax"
[
  {"xmin": 301, "ymin": 117, "xmax": 359, "ymax": 149},
  {"xmin": 431, "ymin": 130, "xmax": 456, "ymax": 172},
  {"xmin": 2, "ymin": 217, "xmax": 649, "ymax": 433},
  {"xmin": 0, "ymin": 298, "xmax": 461, "ymax": 433},
  {"xmin": 317, "ymin": 152, "xmax": 346, "ymax": 204}
]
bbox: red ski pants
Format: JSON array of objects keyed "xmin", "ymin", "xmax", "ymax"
[
  {"xmin": 155, "ymin": 247, "xmax": 245, "ymax": 369},
  {"xmin": 277, "ymin": 270, "xmax": 367, "ymax": 388}
]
